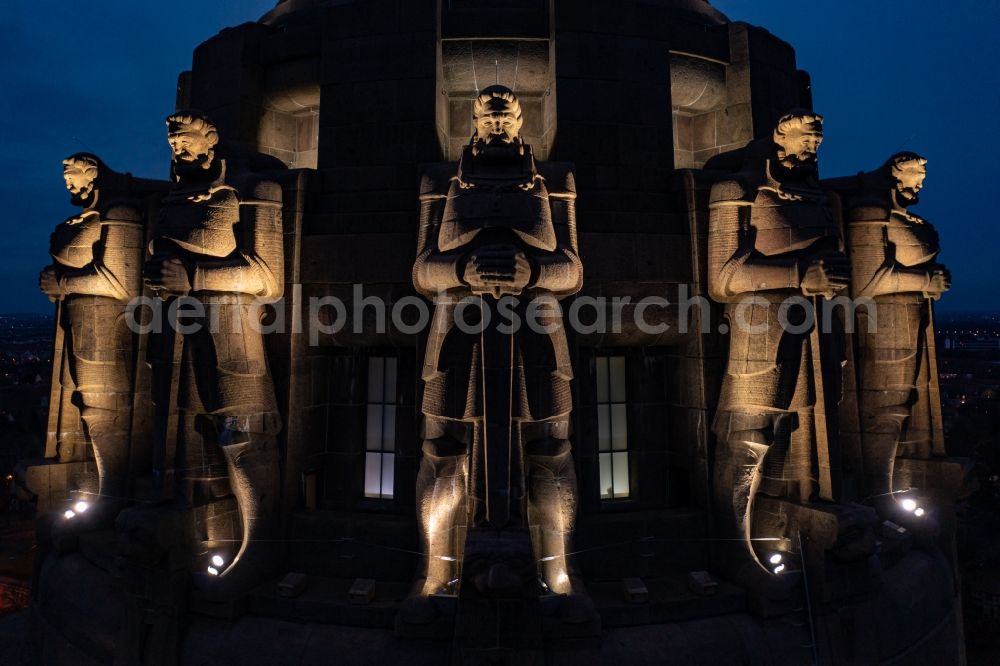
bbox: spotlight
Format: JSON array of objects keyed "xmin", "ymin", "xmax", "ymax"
[
  {"xmin": 207, "ymin": 566, "xmax": 219, "ymax": 576},
  {"xmin": 63, "ymin": 509, "xmax": 76, "ymax": 520},
  {"xmin": 773, "ymin": 564, "xmax": 786, "ymax": 574},
  {"xmin": 211, "ymin": 554, "xmax": 224, "ymax": 567},
  {"xmin": 914, "ymin": 507, "xmax": 925, "ymax": 517},
  {"xmin": 539, "ymin": 556, "xmax": 558, "ymax": 562},
  {"xmin": 769, "ymin": 553, "xmax": 783, "ymax": 565},
  {"xmin": 73, "ymin": 501, "xmax": 89, "ymax": 513},
  {"xmin": 900, "ymin": 498, "xmax": 917, "ymax": 512},
  {"xmin": 437, "ymin": 556, "xmax": 457, "ymax": 562}
]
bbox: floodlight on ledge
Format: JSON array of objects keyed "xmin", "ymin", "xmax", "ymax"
[
  {"xmin": 63, "ymin": 509, "xmax": 76, "ymax": 520},
  {"xmin": 211, "ymin": 554, "xmax": 225, "ymax": 567},
  {"xmin": 914, "ymin": 507, "xmax": 926, "ymax": 518},
  {"xmin": 436, "ymin": 555, "xmax": 457, "ymax": 562},
  {"xmin": 773, "ymin": 563, "xmax": 786, "ymax": 574},
  {"xmin": 207, "ymin": 566, "xmax": 220, "ymax": 576},
  {"xmin": 900, "ymin": 498, "xmax": 918, "ymax": 512},
  {"xmin": 769, "ymin": 553, "xmax": 783, "ymax": 565},
  {"xmin": 73, "ymin": 501, "xmax": 89, "ymax": 514}
]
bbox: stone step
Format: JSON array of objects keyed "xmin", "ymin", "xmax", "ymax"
[
  {"xmin": 576, "ymin": 508, "xmax": 712, "ymax": 581},
  {"xmin": 247, "ymin": 574, "xmax": 411, "ymax": 628},
  {"xmin": 589, "ymin": 574, "xmax": 747, "ymax": 627},
  {"xmin": 285, "ymin": 509, "xmax": 419, "ymax": 582},
  {"xmin": 282, "ymin": 507, "xmax": 712, "ymax": 584},
  {"xmin": 245, "ymin": 571, "xmax": 747, "ymax": 632}
]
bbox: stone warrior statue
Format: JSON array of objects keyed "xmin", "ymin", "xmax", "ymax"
[
  {"xmin": 838, "ymin": 153, "xmax": 950, "ymax": 518},
  {"xmin": 142, "ymin": 111, "xmax": 284, "ymax": 592},
  {"xmin": 406, "ymin": 85, "xmax": 587, "ymax": 621},
  {"xmin": 39, "ymin": 153, "xmax": 144, "ymax": 523},
  {"xmin": 708, "ymin": 110, "xmax": 852, "ymax": 572}
]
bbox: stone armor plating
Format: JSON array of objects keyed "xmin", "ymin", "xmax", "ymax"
[
  {"xmin": 146, "ymin": 147, "xmax": 284, "ymax": 593},
  {"xmin": 408, "ymin": 98, "xmax": 589, "ymax": 614},
  {"xmin": 414, "ymin": 148, "xmax": 581, "ymax": 426},
  {"xmin": 849, "ymin": 194, "xmax": 946, "ymax": 498},
  {"xmin": 46, "ymin": 190, "xmax": 143, "ymax": 502},
  {"xmin": 708, "ymin": 151, "xmax": 849, "ymax": 571},
  {"xmin": 711, "ymin": 164, "xmax": 844, "ymax": 415}
]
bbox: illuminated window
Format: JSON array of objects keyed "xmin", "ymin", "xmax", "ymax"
[
  {"xmin": 596, "ymin": 355, "xmax": 630, "ymax": 499},
  {"xmin": 364, "ymin": 356, "xmax": 397, "ymax": 499}
]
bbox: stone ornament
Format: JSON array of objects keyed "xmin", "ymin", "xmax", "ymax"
[
  {"xmin": 139, "ymin": 110, "xmax": 284, "ymax": 593},
  {"xmin": 406, "ymin": 85, "xmax": 590, "ymax": 624},
  {"xmin": 708, "ymin": 110, "xmax": 852, "ymax": 573},
  {"xmin": 40, "ymin": 153, "xmax": 144, "ymax": 522}
]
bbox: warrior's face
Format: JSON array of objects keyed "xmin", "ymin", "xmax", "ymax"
[
  {"xmin": 166, "ymin": 112, "xmax": 220, "ymax": 183},
  {"xmin": 474, "ymin": 98, "xmax": 522, "ymax": 146},
  {"xmin": 892, "ymin": 159, "xmax": 927, "ymax": 204},
  {"xmin": 62, "ymin": 159, "xmax": 98, "ymax": 204},
  {"xmin": 775, "ymin": 121, "xmax": 823, "ymax": 172},
  {"xmin": 168, "ymin": 129, "xmax": 214, "ymax": 167}
]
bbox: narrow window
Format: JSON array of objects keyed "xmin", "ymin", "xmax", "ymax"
[
  {"xmin": 596, "ymin": 355, "xmax": 630, "ymax": 499},
  {"xmin": 364, "ymin": 356, "xmax": 397, "ymax": 499}
]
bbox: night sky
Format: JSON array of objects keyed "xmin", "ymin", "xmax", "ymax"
[{"xmin": 3, "ymin": 0, "xmax": 998, "ymax": 313}]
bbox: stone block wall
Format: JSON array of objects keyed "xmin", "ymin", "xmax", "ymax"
[{"xmin": 258, "ymin": 109, "xmax": 319, "ymax": 169}]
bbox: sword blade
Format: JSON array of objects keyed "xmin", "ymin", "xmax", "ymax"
[{"xmin": 480, "ymin": 295, "xmax": 514, "ymax": 528}]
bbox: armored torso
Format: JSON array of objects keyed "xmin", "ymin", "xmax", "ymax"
[
  {"xmin": 50, "ymin": 210, "xmax": 101, "ymax": 269},
  {"xmin": 750, "ymin": 172, "xmax": 841, "ymax": 258},
  {"xmin": 153, "ymin": 185, "xmax": 239, "ymax": 258},
  {"xmin": 439, "ymin": 146, "xmax": 556, "ymax": 253},
  {"xmin": 886, "ymin": 208, "xmax": 938, "ymax": 267}
]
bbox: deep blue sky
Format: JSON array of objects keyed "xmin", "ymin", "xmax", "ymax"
[
  {"xmin": 2, "ymin": 1, "xmax": 998, "ymax": 312},
  {"xmin": 1, "ymin": 0, "xmax": 276, "ymax": 313},
  {"xmin": 714, "ymin": 0, "xmax": 1000, "ymax": 313}
]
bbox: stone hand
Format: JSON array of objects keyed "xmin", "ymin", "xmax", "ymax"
[
  {"xmin": 39, "ymin": 266, "xmax": 61, "ymax": 301},
  {"xmin": 800, "ymin": 257, "xmax": 850, "ymax": 298},
  {"xmin": 927, "ymin": 266, "xmax": 951, "ymax": 297},
  {"xmin": 144, "ymin": 256, "xmax": 191, "ymax": 296},
  {"xmin": 463, "ymin": 245, "xmax": 532, "ymax": 296}
]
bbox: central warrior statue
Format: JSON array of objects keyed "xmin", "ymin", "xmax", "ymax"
[
  {"xmin": 141, "ymin": 111, "xmax": 284, "ymax": 592},
  {"xmin": 708, "ymin": 110, "xmax": 852, "ymax": 572},
  {"xmin": 407, "ymin": 85, "xmax": 587, "ymax": 621}
]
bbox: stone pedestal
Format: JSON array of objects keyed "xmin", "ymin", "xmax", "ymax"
[
  {"xmin": 17, "ymin": 459, "xmax": 91, "ymax": 512},
  {"xmin": 894, "ymin": 457, "xmax": 977, "ymax": 504}
]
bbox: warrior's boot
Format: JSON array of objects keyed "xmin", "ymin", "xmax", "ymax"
[
  {"xmin": 83, "ymin": 408, "xmax": 131, "ymax": 518},
  {"xmin": 864, "ymin": 411, "xmax": 906, "ymax": 515},
  {"xmin": 194, "ymin": 421, "xmax": 279, "ymax": 599},
  {"xmin": 52, "ymin": 401, "xmax": 131, "ymax": 550},
  {"xmin": 525, "ymin": 437, "xmax": 594, "ymax": 624},
  {"xmin": 399, "ymin": 437, "xmax": 469, "ymax": 624},
  {"xmin": 715, "ymin": 432, "xmax": 775, "ymax": 567},
  {"xmin": 865, "ymin": 411, "xmax": 939, "ymax": 537}
]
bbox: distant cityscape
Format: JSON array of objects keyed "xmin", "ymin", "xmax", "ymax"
[
  {"xmin": 0, "ymin": 313, "xmax": 52, "ymax": 485},
  {"xmin": 0, "ymin": 313, "xmax": 52, "ymax": 617}
]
